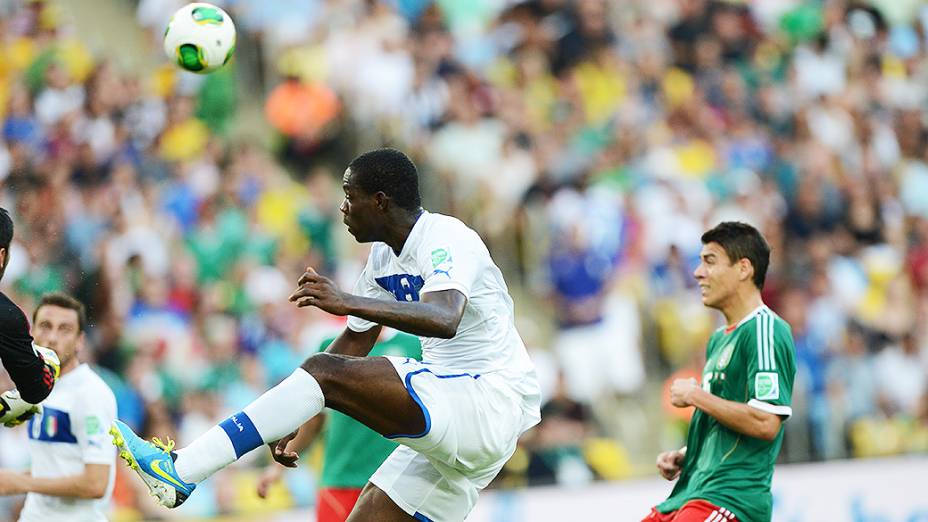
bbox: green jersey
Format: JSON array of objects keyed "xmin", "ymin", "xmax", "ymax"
[
  {"xmin": 658, "ymin": 305, "xmax": 796, "ymax": 522},
  {"xmin": 317, "ymin": 331, "xmax": 421, "ymax": 488}
]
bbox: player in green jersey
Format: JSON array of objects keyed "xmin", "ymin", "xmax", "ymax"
[
  {"xmin": 643, "ymin": 222, "xmax": 796, "ymax": 522},
  {"xmin": 256, "ymin": 329, "xmax": 421, "ymax": 522}
]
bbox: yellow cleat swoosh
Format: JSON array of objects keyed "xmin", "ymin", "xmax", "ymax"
[{"xmin": 150, "ymin": 459, "xmax": 188, "ymax": 491}]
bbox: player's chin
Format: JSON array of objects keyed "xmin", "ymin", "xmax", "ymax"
[
  {"xmin": 344, "ymin": 227, "xmax": 361, "ymax": 242},
  {"xmin": 347, "ymin": 229, "xmax": 374, "ymax": 243},
  {"xmin": 343, "ymin": 222, "xmax": 360, "ymax": 239}
]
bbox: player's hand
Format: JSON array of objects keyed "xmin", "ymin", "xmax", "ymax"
[
  {"xmin": 656, "ymin": 449, "xmax": 685, "ymax": 480},
  {"xmin": 289, "ymin": 267, "xmax": 351, "ymax": 316},
  {"xmin": 0, "ymin": 389, "xmax": 42, "ymax": 427},
  {"xmin": 268, "ymin": 430, "xmax": 299, "ymax": 468},
  {"xmin": 256, "ymin": 465, "xmax": 284, "ymax": 499},
  {"xmin": 670, "ymin": 377, "xmax": 699, "ymax": 408}
]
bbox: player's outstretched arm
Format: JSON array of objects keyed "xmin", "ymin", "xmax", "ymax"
[
  {"xmin": 339, "ymin": 290, "xmax": 465, "ymax": 339},
  {"xmin": 671, "ymin": 378, "xmax": 782, "ymax": 440},
  {"xmin": 290, "ymin": 269, "xmax": 466, "ymax": 339},
  {"xmin": 0, "ymin": 464, "xmax": 110, "ymax": 499}
]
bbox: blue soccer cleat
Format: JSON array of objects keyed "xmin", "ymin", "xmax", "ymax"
[{"xmin": 109, "ymin": 420, "xmax": 196, "ymax": 508}]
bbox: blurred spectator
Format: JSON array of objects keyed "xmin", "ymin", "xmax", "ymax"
[
  {"xmin": 874, "ymin": 333, "xmax": 927, "ymax": 417},
  {"xmin": 777, "ymin": 286, "xmax": 830, "ymax": 460},
  {"xmin": 826, "ymin": 324, "xmax": 878, "ymax": 456},
  {"xmin": 524, "ymin": 373, "xmax": 596, "ymax": 487},
  {"xmin": 265, "ymin": 74, "xmax": 340, "ymax": 155}
]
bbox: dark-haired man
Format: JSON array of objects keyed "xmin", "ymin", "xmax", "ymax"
[
  {"xmin": 643, "ymin": 222, "xmax": 797, "ymax": 522},
  {"xmin": 0, "ymin": 208, "xmax": 60, "ymax": 426},
  {"xmin": 112, "ymin": 148, "xmax": 541, "ymax": 522},
  {"xmin": 0, "ymin": 293, "xmax": 116, "ymax": 521}
]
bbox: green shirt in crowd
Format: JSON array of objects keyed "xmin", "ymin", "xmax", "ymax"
[{"xmin": 317, "ymin": 331, "xmax": 422, "ymax": 488}]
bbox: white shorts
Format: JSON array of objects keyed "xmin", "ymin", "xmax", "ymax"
[{"xmin": 369, "ymin": 356, "xmax": 540, "ymax": 521}]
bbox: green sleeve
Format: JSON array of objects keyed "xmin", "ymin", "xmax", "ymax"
[{"xmin": 745, "ymin": 313, "xmax": 796, "ymax": 418}]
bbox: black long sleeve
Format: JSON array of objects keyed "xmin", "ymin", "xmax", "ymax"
[{"xmin": 0, "ymin": 292, "xmax": 53, "ymax": 403}]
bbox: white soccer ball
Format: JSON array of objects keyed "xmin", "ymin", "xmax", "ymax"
[{"xmin": 163, "ymin": 3, "xmax": 236, "ymax": 74}]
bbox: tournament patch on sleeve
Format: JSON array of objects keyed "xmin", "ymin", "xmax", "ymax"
[
  {"xmin": 85, "ymin": 414, "xmax": 108, "ymax": 449},
  {"xmin": 754, "ymin": 372, "xmax": 780, "ymax": 401},
  {"xmin": 431, "ymin": 247, "xmax": 450, "ymax": 267},
  {"xmin": 431, "ymin": 247, "xmax": 453, "ymax": 277},
  {"xmin": 85, "ymin": 415, "xmax": 101, "ymax": 436}
]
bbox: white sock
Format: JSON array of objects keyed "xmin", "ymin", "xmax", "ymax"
[{"xmin": 174, "ymin": 368, "xmax": 325, "ymax": 483}]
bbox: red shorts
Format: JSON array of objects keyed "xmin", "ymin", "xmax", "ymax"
[
  {"xmin": 642, "ymin": 500, "xmax": 739, "ymax": 522},
  {"xmin": 317, "ymin": 487, "xmax": 363, "ymax": 522}
]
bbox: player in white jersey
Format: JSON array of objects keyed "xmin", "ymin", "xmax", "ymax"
[
  {"xmin": 0, "ymin": 293, "xmax": 115, "ymax": 521},
  {"xmin": 111, "ymin": 148, "xmax": 541, "ymax": 521}
]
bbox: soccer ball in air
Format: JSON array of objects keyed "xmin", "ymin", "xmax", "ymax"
[{"xmin": 163, "ymin": 3, "xmax": 236, "ymax": 74}]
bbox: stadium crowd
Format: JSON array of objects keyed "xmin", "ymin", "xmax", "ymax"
[{"xmin": 1, "ymin": 0, "xmax": 927, "ymax": 518}]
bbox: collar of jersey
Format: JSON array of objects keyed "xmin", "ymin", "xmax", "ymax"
[
  {"xmin": 395, "ymin": 209, "xmax": 429, "ymax": 260},
  {"xmin": 57, "ymin": 363, "xmax": 90, "ymax": 385},
  {"xmin": 722, "ymin": 303, "xmax": 770, "ymax": 334},
  {"xmin": 736, "ymin": 304, "xmax": 769, "ymax": 328}
]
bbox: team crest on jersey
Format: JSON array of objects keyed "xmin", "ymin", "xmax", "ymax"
[
  {"xmin": 716, "ymin": 343, "xmax": 735, "ymax": 369},
  {"xmin": 45, "ymin": 415, "xmax": 57, "ymax": 437}
]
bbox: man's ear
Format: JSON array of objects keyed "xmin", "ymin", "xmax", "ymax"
[
  {"xmin": 739, "ymin": 258, "xmax": 754, "ymax": 282},
  {"xmin": 374, "ymin": 191, "xmax": 389, "ymax": 210}
]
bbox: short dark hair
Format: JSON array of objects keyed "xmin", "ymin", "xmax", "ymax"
[
  {"xmin": 348, "ymin": 148, "xmax": 422, "ymax": 212},
  {"xmin": 701, "ymin": 222, "xmax": 771, "ymax": 289},
  {"xmin": 34, "ymin": 292, "xmax": 87, "ymax": 333},
  {"xmin": 0, "ymin": 208, "xmax": 12, "ymax": 252}
]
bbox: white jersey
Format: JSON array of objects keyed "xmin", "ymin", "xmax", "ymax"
[
  {"xmin": 347, "ymin": 211, "xmax": 536, "ymax": 378},
  {"xmin": 21, "ymin": 364, "xmax": 117, "ymax": 522}
]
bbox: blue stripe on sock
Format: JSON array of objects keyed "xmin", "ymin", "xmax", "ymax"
[
  {"xmin": 219, "ymin": 412, "xmax": 263, "ymax": 458},
  {"xmin": 414, "ymin": 512, "xmax": 434, "ymax": 522}
]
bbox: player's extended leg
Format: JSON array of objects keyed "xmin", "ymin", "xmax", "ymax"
[
  {"xmin": 346, "ymin": 483, "xmax": 417, "ymax": 522},
  {"xmin": 111, "ymin": 354, "xmax": 424, "ymax": 508},
  {"xmin": 302, "ymin": 354, "xmax": 426, "ymax": 437}
]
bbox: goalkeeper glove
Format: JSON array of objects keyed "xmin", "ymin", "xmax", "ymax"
[
  {"xmin": 33, "ymin": 344, "xmax": 60, "ymax": 383},
  {"xmin": 0, "ymin": 389, "xmax": 41, "ymax": 427}
]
